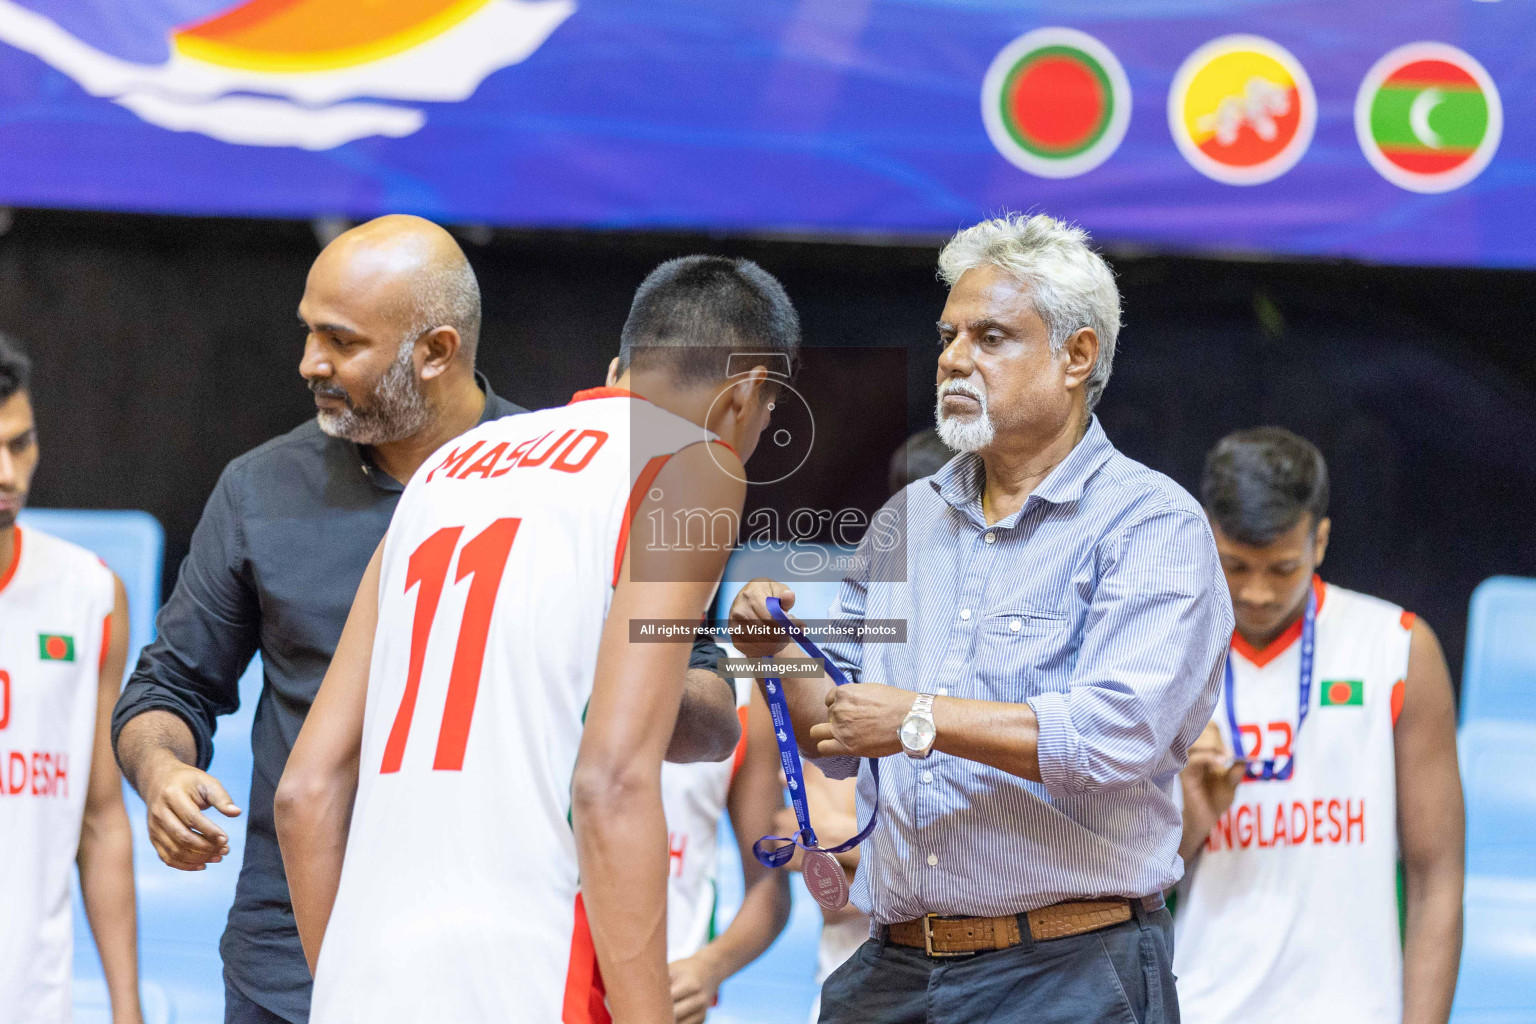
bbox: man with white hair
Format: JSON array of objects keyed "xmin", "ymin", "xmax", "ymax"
[{"xmin": 731, "ymin": 214, "xmax": 1231, "ymax": 1023}]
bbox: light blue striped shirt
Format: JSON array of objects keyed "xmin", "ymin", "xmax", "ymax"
[{"xmin": 817, "ymin": 417, "xmax": 1232, "ymax": 923}]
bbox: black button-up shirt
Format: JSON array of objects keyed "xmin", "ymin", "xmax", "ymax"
[{"xmin": 114, "ymin": 379, "xmax": 726, "ymax": 1021}]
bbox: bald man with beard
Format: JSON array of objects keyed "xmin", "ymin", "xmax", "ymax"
[{"xmin": 112, "ymin": 216, "xmax": 738, "ymax": 1024}]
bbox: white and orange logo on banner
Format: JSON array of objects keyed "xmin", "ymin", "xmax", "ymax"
[{"xmin": 0, "ymin": 0, "xmax": 575, "ymax": 149}]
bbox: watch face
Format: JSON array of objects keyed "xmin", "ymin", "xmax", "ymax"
[{"xmin": 900, "ymin": 715, "xmax": 936, "ymax": 752}]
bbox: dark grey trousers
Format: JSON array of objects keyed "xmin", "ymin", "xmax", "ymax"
[{"xmin": 819, "ymin": 906, "xmax": 1178, "ymax": 1024}]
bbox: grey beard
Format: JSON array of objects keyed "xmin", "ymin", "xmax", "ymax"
[
  {"xmin": 935, "ymin": 386, "xmax": 996, "ymax": 453},
  {"xmin": 316, "ymin": 338, "xmax": 430, "ymax": 445}
]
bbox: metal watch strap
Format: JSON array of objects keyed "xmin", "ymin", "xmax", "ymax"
[{"xmin": 903, "ymin": 693, "xmax": 937, "ymax": 758}]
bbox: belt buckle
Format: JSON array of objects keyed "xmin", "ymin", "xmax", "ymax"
[{"xmin": 921, "ymin": 915, "xmax": 971, "ymax": 959}]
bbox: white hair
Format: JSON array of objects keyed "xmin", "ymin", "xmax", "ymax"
[
  {"xmin": 937, "ymin": 214, "xmax": 1121, "ymax": 412},
  {"xmin": 935, "ymin": 378, "xmax": 994, "ymax": 453}
]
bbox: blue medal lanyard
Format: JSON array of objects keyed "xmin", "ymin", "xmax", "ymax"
[
  {"xmin": 1224, "ymin": 587, "xmax": 1316, "ymax": 782},
  {"xmin": 752, "ymin": 597, "xmax": 880, "ymax": 869}
]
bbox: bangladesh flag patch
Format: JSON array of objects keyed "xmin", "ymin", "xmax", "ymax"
[
  {"xmin": 1321, "ymin": 679, "xmax": 1363, "ymax": 707},
  {"xmin": 38, "ymin": 633, "xmax": 76, "ymax": 662},
  {"xmin": 982, "ymin": 27, "xmax": 1132, "ymax": 179},
  {"xmin": 1355, "ymin": 42, "xmax": 1502, "ymax": 194}
]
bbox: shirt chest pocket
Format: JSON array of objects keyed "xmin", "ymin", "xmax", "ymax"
[{"xmin": 972, "ymin": 610, "xmax": 1074, "ymax": 700}]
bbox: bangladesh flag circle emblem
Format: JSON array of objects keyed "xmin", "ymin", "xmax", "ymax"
[
  {"xmin": 1355, "ymin": 42, "xmax": 1502, "ymax": 194},
  {"xmin": 981, "ymin": 27, "xmax": 1131, "ymax": 179},
  {"xmin": 1168, "ymin": 35, "xmax": 1316, "ymax": 186}
]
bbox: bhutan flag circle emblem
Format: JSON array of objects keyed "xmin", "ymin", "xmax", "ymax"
[
  {"xmin": 1355, "ymin": 43, "xmax": 1502, "ymax": 194},
  {"xmin": 981, "ymin": 28, "xmax": 1131, "ymax": 179},
  {"xmin": 1168, "ymin": 35, "xmax": 1315, "ymax": 186}
]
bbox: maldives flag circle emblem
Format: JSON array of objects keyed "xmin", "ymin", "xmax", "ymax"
[
  {"xmin": 1355, "ymin": 43, "xmax": 1502, "ymax": 194},
  {"xmin": 982, "ymin": 28, "xmax": 1131, "ymax": 179},
  {"xmin": 1168, "ymin": 35, "xmax": 1316, "ymax": 186}
]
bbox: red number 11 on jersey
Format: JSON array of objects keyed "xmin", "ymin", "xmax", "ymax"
[{"xmin": 380, "ymin": 518, "xmax": 521, "ymax": 774}]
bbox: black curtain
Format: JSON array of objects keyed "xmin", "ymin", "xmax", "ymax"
[{"xmin": 3, "ymin": 208, "xmax": 1532, "ymax": 691}]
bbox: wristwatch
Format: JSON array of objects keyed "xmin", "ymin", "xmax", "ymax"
[{"xmin": 899, "ymin": 694, "xmax": 938, "ymax": 759}]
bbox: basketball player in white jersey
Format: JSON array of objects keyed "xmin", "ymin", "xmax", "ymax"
[
  {"xmin": 592, "ymin": 358, "xmax": 793, "ymax": 1024},
  {"xmin": 1174, "ymin": 427, "xmax": 1463, "ymax": 1024},
  {"xmin": 0, "ymin": 334, "xmax": 142, "ymax": 1024},
  {"xmin": 661, "ymin": 676, "xmax": 789, "ymax": 1024},
  {"xmin": 276, "ymin": 255, "xmax": 797, "ymax": 1024}
]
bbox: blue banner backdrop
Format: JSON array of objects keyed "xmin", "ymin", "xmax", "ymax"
[{"xmin": 0, "ymin": 0, "xmax": 1530, "ymax": 265}]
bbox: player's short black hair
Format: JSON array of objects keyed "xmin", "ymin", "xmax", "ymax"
[
  {"xmin": 617, "ymin": 256, "xmax": 800, "ymax": 388},
  {"xmin": 0, "ymin": 333, "xmax": 30, "ymax": 403},
  {"xmin": 1202, "ymin": 426, "xmax": 1330, "ymax": 547},
  {"xmin": 888, "ymin": 428, "xmax": 952, "ymax": 496}
]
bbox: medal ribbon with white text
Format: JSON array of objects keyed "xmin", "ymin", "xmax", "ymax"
[
  {"xmin": 1225, "ymin": 587, "xmax": 1317, "ymax": 781},
  {"xmin": 752, "ymin": 597, "xmax": 880, "ymax": 909}
]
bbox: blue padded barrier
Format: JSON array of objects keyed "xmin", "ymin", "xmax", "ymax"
[{"xmin": 1451, "ymin": 576, "xmax": 1536, "ymax": 1024}]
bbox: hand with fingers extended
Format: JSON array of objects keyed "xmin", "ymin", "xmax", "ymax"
[
  {"xmin": 140, "ymin": 756, "xmax": 241, "ymax": 871},
  {"xmin": 727, "ymin": 578, "xmax": 800, "ymax": 658}
]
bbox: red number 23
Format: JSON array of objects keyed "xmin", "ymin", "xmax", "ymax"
[{"xmin": 379, "ymin": 518, "xmax": 520, "ymax": 773}]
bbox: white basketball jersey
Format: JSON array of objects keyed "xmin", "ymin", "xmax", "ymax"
[
  {"xmin": 662, "ymin": 678, "xmax": 749, "ymax": 963},
  {"xmin": 312, "ymin": 389, "xmax": 723, "ymax": 1024},
  {"xmin": 1174, "ymin": 577, "xmax": 1413, "ymax": 1024},
  {"xmin": 0, "ymin": 527, "xmax": 114, "ymax": 1024}
]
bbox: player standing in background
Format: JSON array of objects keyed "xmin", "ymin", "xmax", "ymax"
[
  {"xmin": 277, "ymin": 255, "xmax": 797, "ymax": 1024},
  {"xmin": 1175, "ymin": 427, "xmax": 1464, "ymax": 1024},
  {"xmin": 661, "ymin": 681, "xmax": 790, "ymax": 1024},
  {"xmin": 0, "ymin": 334, "xmax": 142, "ymax": 1024},
  {"xmin": 884, "ymin": 428, "xmax": 950, "ymax": 501}
]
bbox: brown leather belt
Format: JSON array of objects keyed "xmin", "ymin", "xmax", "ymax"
[{"xmin": 887, "ymin": 894, "xmax": 1164, "ymax": 958}]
